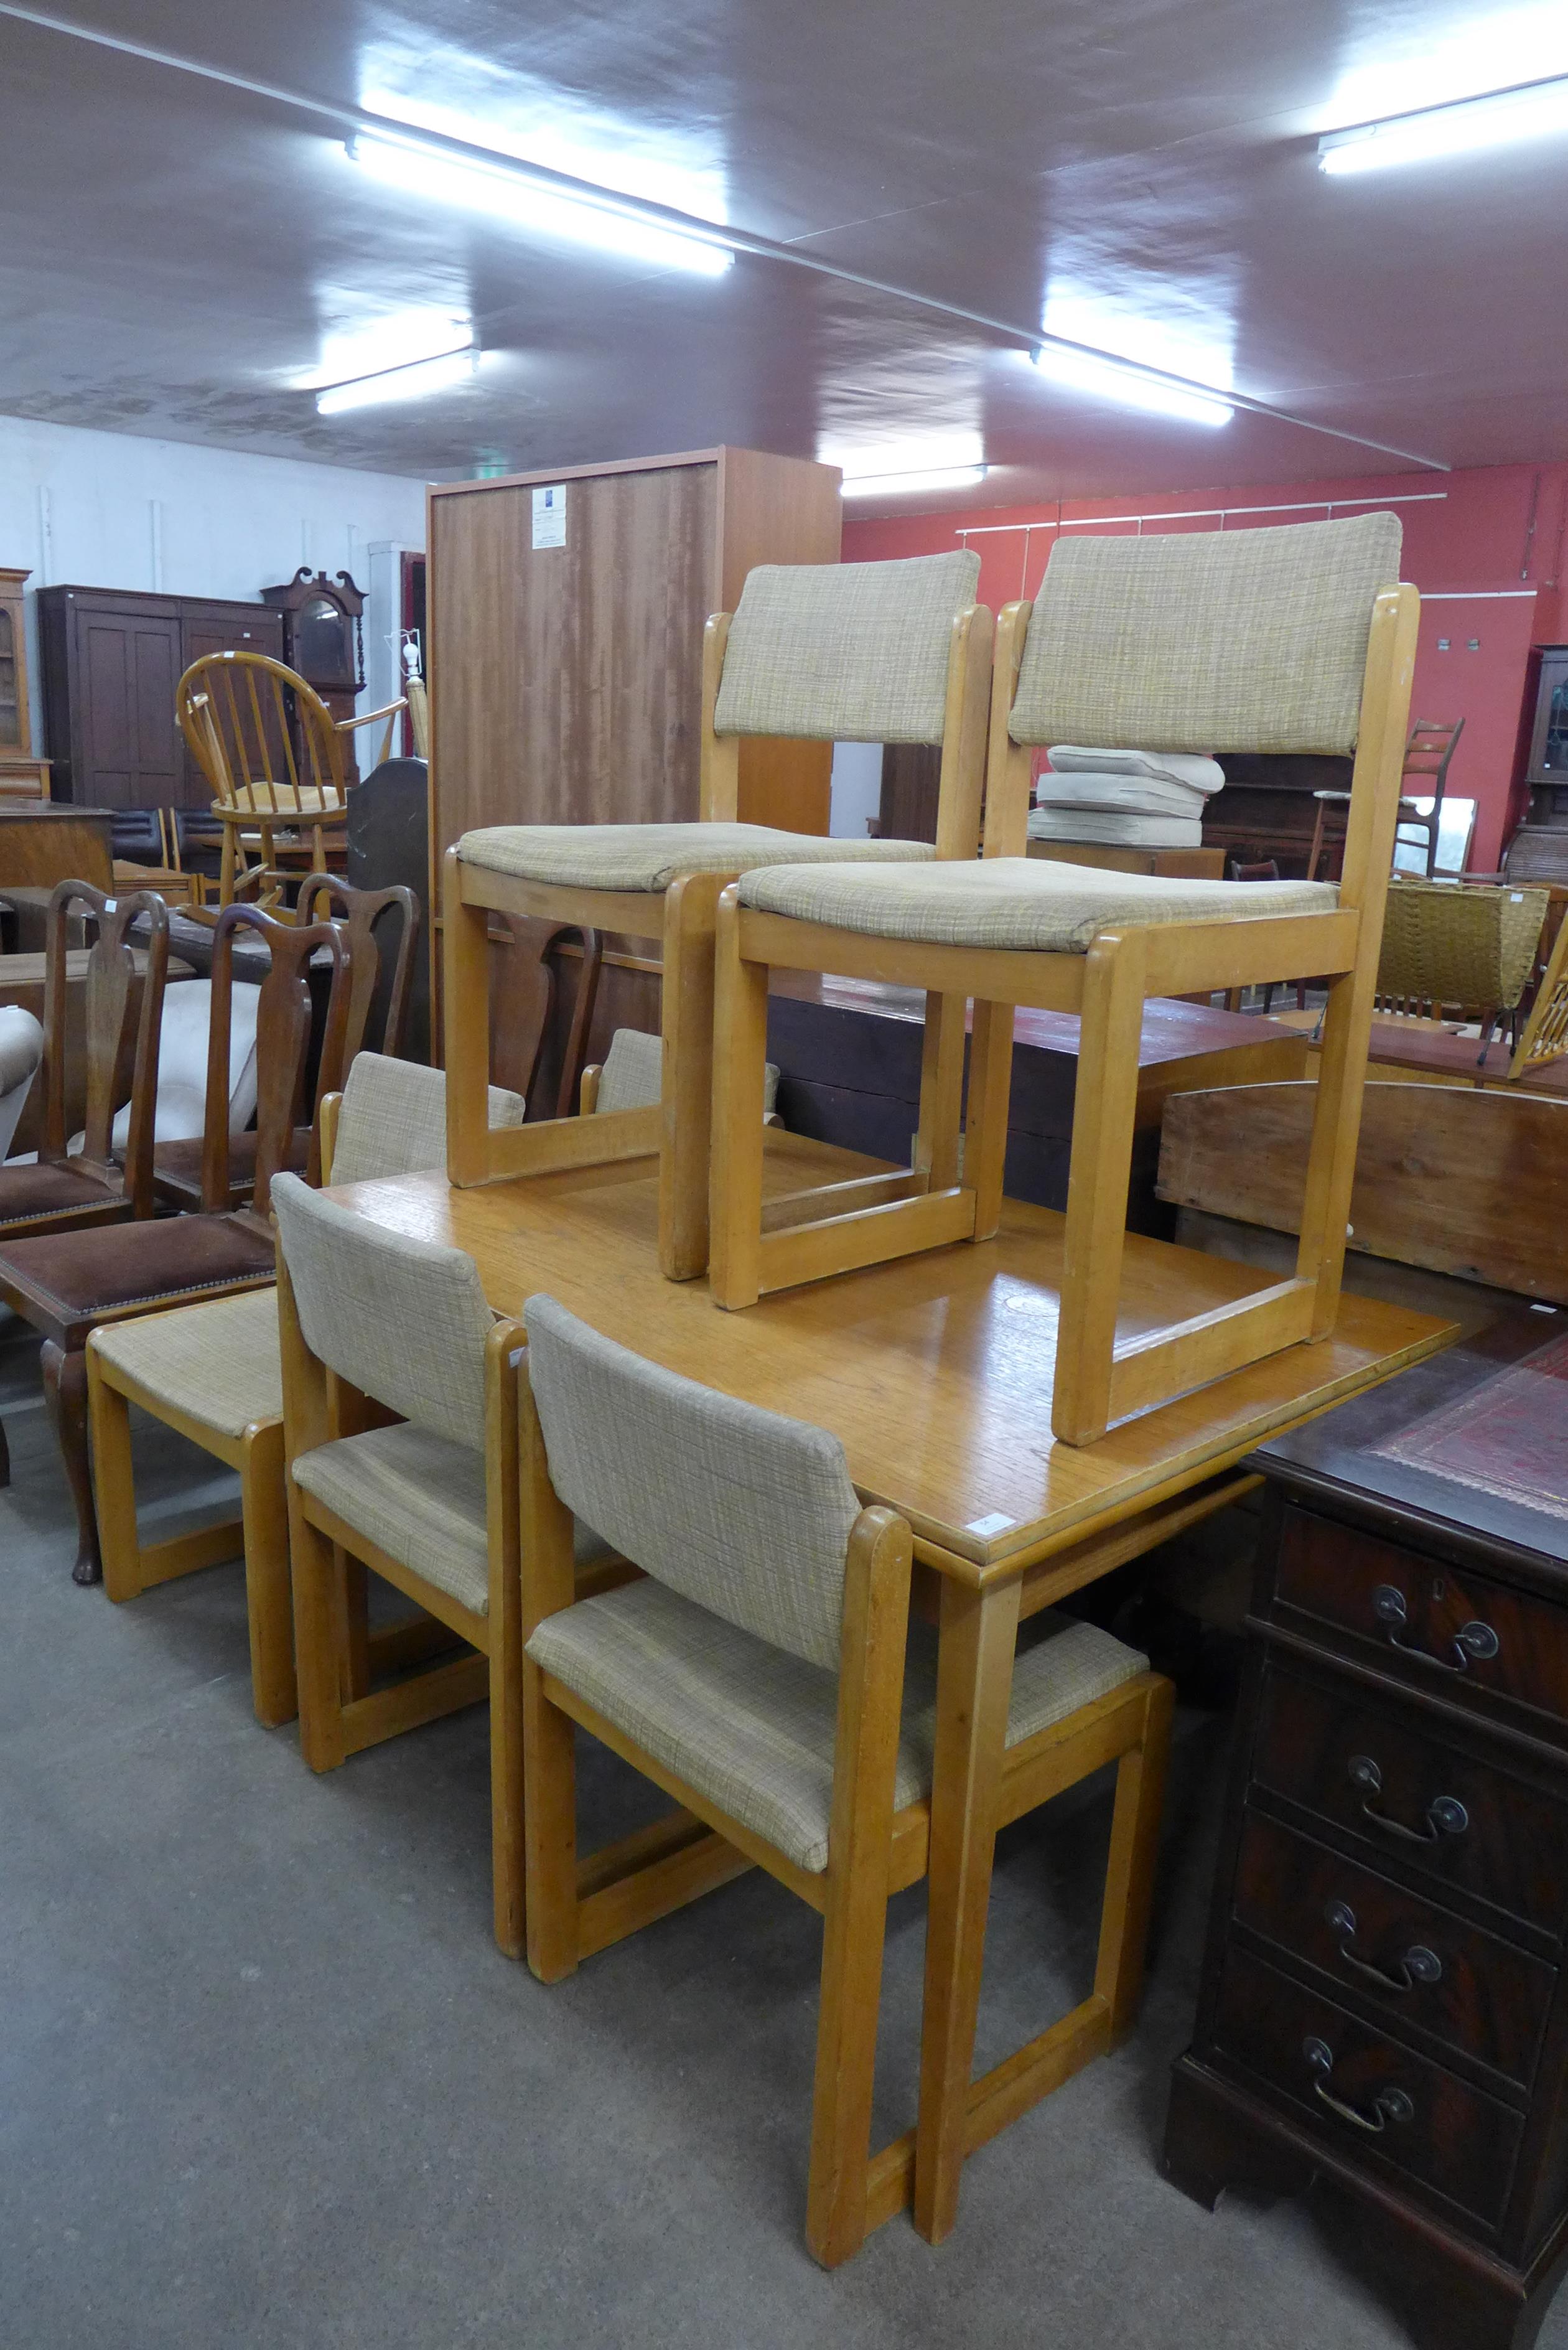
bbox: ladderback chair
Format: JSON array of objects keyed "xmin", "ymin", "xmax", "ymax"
[
  {"xmin": 0, "ymin": 879, "xmax": 170, "ymax": 1238},
  {"xmin": 445, "ymin": 551, "xmax": 992, "ymax": 1280},
  {"xmin": 1308, "ymin": 715, "xmax": 1465, "ymax": 881},
  {"xmin": 271, "ymin": 1178, "xmax": 625, "ymax": 1954},
  {"xmin": 710, "ymin": 514, "xmax": 1417, "ymax": 1446},
  {"xmin": 518, "ymin": 1296, "xmax": 1169, "ymax": 2265},
  {"xmin": 88, "ymin": 1051, "xmax": 528, "ymax": 1727},
  {"xmin": 0, "ymin": 901, "xmax": 349, "ymax": 1583},
  {"xmin": 177, "ymin": 651, "xmax": 349, "ymax": 907}
]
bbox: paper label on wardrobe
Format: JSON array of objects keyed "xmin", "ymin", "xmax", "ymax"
[{"xmin": 532, "ymin": 485, "xmax": 567, "ymax": 549}]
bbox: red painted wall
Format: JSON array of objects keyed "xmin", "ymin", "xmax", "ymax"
[{"xmin": 844, "ymin": 462, "xmax": 1568, "ymax": 873}]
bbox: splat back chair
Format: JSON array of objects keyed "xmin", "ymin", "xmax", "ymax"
[
  {"xmin": 0, "ymin": 901, "xmax": 348, "ymax": 1583},
  {"xmin": 271, "ymin": 1178, "xmax": 625, "ymax": 1956},
  {"xmin": 444, "ymin": 551, "xmax": 992, "ymax": 1280},
  {"xmin": 88, "ymin": 1051, "xmax": 526, "ymax": 1728},
  {"xmin": 711, "ymin": 515, "xmax": 1417, "ymax": 1446},
  {"xmin": 177, "ymin": 652, "xmax": 349, "ymax": 908},
  {"xmin": 149, "ymin": 874, "xmax": 413, "ymax": 1212},
  {"xmin": 0, "ymin": 880, "xmax": 170, "ymax": 1237},
  {"xmin": 518, "ymin": 1296, "xmax": 1168, "ymax": 2266}
]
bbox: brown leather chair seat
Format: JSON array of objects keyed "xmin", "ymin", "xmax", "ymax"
[
  {"xmin": 0, "ymin": 1158, "xmax": 133, "ymax": 1233},
  {"xmin": 0, "ymin": 1213, "xmax": 274, "ymax": 1350},
  {"xmin": 152, "ymin": 1127, "xmax": 312, "ymax": 1212}
]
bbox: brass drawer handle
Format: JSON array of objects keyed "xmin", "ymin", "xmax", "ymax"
[
  {"xmin": 1346, "ymin": 1754, "xmax": 1469, "ymax": 1845},
  {"xmin": 1304, "ymin": 2036, "xmax": 1414, "ymax": 2132},
  {"xmin": 1373, "ymin": 1585, "xmax": 1500, "ymax": 1674},
  {"xmin": 1324, "ymin": 1900, "xmax": 1444, "ymax": 1993}
]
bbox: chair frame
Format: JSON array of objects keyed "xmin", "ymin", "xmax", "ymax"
[
  {"xmin": 518, "ymin": 1348, "xmax": 1173, "ymax": 2263},
  {"xmin": 1308, "ymin": 714, "xmax": 1464, "ymax": 882},
  {"xmin": 709, "ymin": 583, "xmax": 1420, "ymax": 1446},
  {"xmin": 1508, "ymin": 909, "xmax": 1568, "ymax": 1079},
  {"xmin": 32, "ymin": 878, "xmax": 170, "ymax": 1227},
  {"xmin": 275, "ymin": 1249, "xmax": 635, "ymax": 1955},
  {"xmin": 444, "ymin": 600, "xmax": 994, "ymax": 1280}
]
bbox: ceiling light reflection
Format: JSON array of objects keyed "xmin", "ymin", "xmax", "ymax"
[
  {"xmin": 1031, "ymin": 345, "xmax": 1233, "ymax": 429},
  {"xmin": 1318, "ymin": 76, "xmax": 1568, "ymax": 174},
  {"xmin": 315, "ymin": 345, "xmax": 480, "ymax": 415}
]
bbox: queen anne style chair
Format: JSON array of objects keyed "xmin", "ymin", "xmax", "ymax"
[
  {"xmin": 444, "ymin": 551, "xmax": 992, "ymax": 1280},
  {"xmin": 86, "ymin": 1051, "xmax": 524, "ymax": 1726},
  {"xmin": 709, "ymin": 515, "xmax": 1418, "ymax": 1447},
  {"xmin": 270, "ymin": 1178, "xmax": 627, "ymax": 1957},
  {"xmin": 0, "ymin": 880, "xmax": 171, "ymax": 1237},
  {"xmin": 0, "ymin": 901, "xmax": 350, "ymax": 1583},
  {"xmin": 518, "ymin": 1296, "xmax": 1170, "ymax": 2266}
]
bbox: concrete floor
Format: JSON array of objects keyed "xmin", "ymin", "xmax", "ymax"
[{"xmin": 4, "ymin": 1313, "xmax": 1562, "ymax": 2350}]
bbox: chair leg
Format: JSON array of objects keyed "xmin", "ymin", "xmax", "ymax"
[
  {"xmin": 339, "ymin": 1550, "xmax": 371, "ymax": 1701},
  {"xmin": 87, "ymin": 1357, "xmax": 144, "ymax": 1602},
  {"xmin": 41, "ymin": 1339, "xmax": 100, "ymax": 1585},
  {"xmin": 490, "ymin": 1569, "xmax": 526, "ymax": 1961},
  {"xmin": 218, "ymin": 822, "xmax": 237, "ymax": 908},
  {"xmin": 1307, "ymin": 799, "xmax": 1328, "ymax": 882},
  {"xmin": 0, "ymin": 1411, "xmax": 8, "ymax": 1489},
  {"xmin": 1052, "ymin": 930, "xmax": 1147, "ymax": 1447},
  {"xmin": 288, "ymin": 1494, "xmax": 349, "ymax": 1772},
  {"xmin": 523, "ymin": 1664, "xmax": 581, "ymax": 1982},
  {"xmin": 1295, "ymin": 958, "xmax": 1376, "ymax": 1339},
  {"xmin": 912, "ymin": 991, "xmax": 966, "ymax": 1192},
  {"xmin": 964, "ymin": 999, "xmax": 1015, "ymax": 1241},
  {"xmin": 442, "ymin": 850, "xmax": 495, "ymax": 1187},
  {"xmin": 240, "ymin": 1423, "xmax": 296, "ymax": 1730},
  {"xmin": 658, "ymin": 873, "xmax": 724, "ymax": 1283},
  {"xmin": 708, "ymin": 890, "xmax": 769, "ymax": 1311},
  {"xmin": 913, "ymin": 1575, "xmax": 1022, "ymax": 2247},
  {"xmin": 1092, "ymin": 1677, "xmax": 1175, "ymax": 2040}
]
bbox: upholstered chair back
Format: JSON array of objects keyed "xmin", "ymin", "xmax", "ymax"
[
  {"xmin": 712, "ymin": 550, "xmax": 981, "ymax": 746},
  {"xmin": 330, "ymin": 1052, "xmax": 526, "ymax": 1186},
  {"xmin": 524, "ymin": 1293, "xmax": 861, "ymax": 1670},
  {"xmin": 592, "ymin": 1028, "xmax": 664, "ymax": 1116},
  {"xmin": 272, "ymin": 1172, "xmax": 493, "ymax": 1448},
  {"xmin": 1009, "ymin": 512, "xmax": 1403, "ymax": 757}
]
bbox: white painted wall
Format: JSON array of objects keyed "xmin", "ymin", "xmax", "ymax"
[
  {"xmin": 829, "ymin": 740, "xmax": 883, "ymax": 838},
  {"xmin": 0, "ymin": 416, "xmax": 427, "ymax": 747}
]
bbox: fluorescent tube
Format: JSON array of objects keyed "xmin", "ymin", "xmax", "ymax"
[
  {"xmin": 348, "ymin": 131, "xmax": 733, "ymax": 276},
  {"xmin": 1032, "ymin": 345, "xmax": 1233, "ymax": 429},
  {"xmin": 1318, "ymin": 75, "xmax": 1568, "ymax": 174},
  {"xmin": 840, "ymin": 464, "xmax": 989, "ymax": 497}
]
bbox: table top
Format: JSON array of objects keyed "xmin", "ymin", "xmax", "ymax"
[{"xmin": 329, "ymin": 1132, "xmax": 1455, "ymax": 1583}]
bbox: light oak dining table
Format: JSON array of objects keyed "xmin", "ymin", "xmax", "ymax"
[{"xmin": 327, "ymin": 1127, "xmax": 1456, "ymax": 2242}]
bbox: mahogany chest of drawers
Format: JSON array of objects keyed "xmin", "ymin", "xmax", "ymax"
[{"xmin": 1164, "ymin": 1306, "xmax": 1568, "ymax": 2350}]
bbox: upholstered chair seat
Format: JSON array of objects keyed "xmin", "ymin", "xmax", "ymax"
[
  {"xmin": 739, "ymin": 855, "xmax": 1335, "ymax": 953},
  {"xmin": 531, "ymin": 1581, "xmax": 1142, "ymax": 1874},
  {"xmin": 457, "ymin": 821, "xmax": 935, "ymax": 894},
  {"xmin": 90, "ymin": 1285, "xmax": 282, "ymax": 1441}
]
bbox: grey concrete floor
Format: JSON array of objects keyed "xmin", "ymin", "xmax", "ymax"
[{"xmin": 3, "ymin": 1314, "xmax": 1561, "ymax": 2350}]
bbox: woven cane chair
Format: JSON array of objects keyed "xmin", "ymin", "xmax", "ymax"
[
  {"xmin": 85, "ymin": 1051, "xmax": 526, "ymax": 1726},
  {"xmin": 270, "ymin": 1179, "xmax": 625, "ymax": 1954},
  {"xmin": 709, "ymin": 515, "xmax": 1418, "ymax": 1447},
  {"xmin": 444, "ymin": 552, "xmax": 993, "ymax": 1280},
  {"xmin": 1373, "ymin": 876, "xmax": 1547, "ymax": 1047},
  {"xmin": 518, "ymin": 1296, "xmax": 1170, "ymax": 2265}
]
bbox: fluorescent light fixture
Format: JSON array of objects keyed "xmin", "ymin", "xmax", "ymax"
[
  {"xmin": 348, "ymin": 129, "xmax": 733, "ymax": 276},
  {"xmin": 1318, "ymin": 74, "xmax": 1568, "ymax": 173},
  {"xmin": 1032, "ymin": 344, "xmax": 1233, "ymax": 429},
  {"xmin": 841, "ymin": 464, "xmax": 989, "ymax": 498},
  {"xmin": 315, "ymin": 344, "xmax": 478, "ymax": 415},
  {"xmin": 296, "ymin": 309, "xmax": 472, "ymax": 392}
]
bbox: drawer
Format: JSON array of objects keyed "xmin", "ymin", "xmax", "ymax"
[
  {"xmin": 1234, "ymin": 1812, "xmax": 1555, "ymax": 2089},
  {"xmin": 1211, "ymin": 1944, "xmax": 1524, "ymax": 2229},
  {"xmin": 1276, "ymin": 1506, "xmax": 1568, "ymax": 1728},
  {"xmin": 1253, "ymin": 1664, "xmax": 1568, "ymax": 1936}
]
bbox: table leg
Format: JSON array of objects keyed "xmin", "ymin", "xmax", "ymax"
[{"xmin": 914, "ymin": 1573, "xmax": 1021, "ymax": 2244}]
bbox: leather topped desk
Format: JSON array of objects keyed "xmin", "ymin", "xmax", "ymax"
[{"xmin": 329, "ymin": 1131, "xmax": 1454, "ymax": 2238}]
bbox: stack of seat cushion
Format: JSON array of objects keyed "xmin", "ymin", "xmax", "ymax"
[{"xmin": 1027, "ymin": 746, "xmax": 1225, "ymax": 849}]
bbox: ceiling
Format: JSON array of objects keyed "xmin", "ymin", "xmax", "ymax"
[{"xmin": 1, "ymin": 0, "xmax": 1565, "ymax": 511}]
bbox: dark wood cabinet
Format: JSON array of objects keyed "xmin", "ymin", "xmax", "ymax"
[
  {"xmin": 37, "ymin": 586, "xmax": 283, "ymax": 808},
  {"xmin": 1505, "ymin": 647, "xmax": 1568, "ymax": 883},
  {"xmin": 1164, "ymin": 1308, "xmax": 1568, "ymax": 2350}
]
